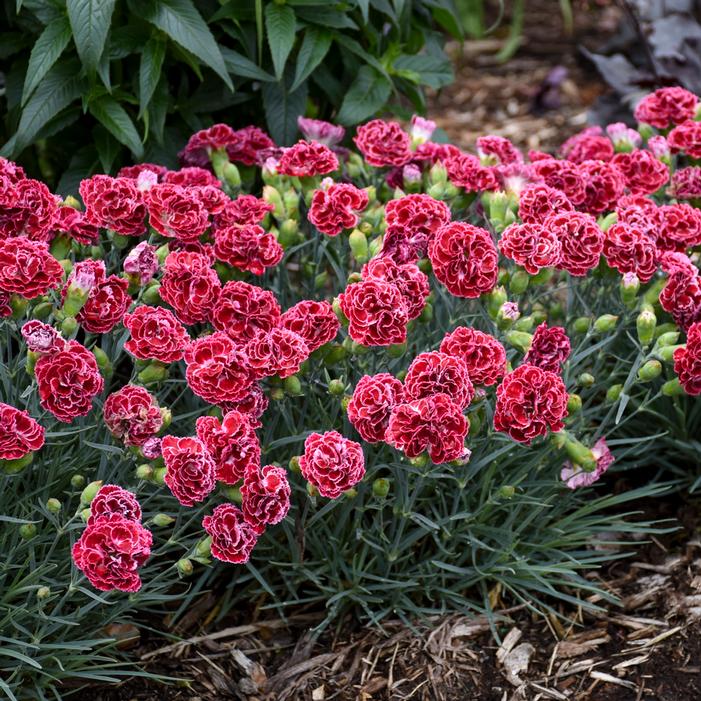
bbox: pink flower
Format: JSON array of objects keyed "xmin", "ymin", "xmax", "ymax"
[
  {"xmin": 561, "ymin": 438, "xmax": 614, "ymax": 489},
  {"xmin": 297, "ymin": 116, "xmax": 345, "ymax": 146}
]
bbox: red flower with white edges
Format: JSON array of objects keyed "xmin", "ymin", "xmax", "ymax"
[
  {"xmin": 185, "ymin": 332, "xmax": 254, "ymax": 404},
  {"xmin": 0, "ymin": 402, "xmax": 45, "ymax": 460},
  {"xmin": 0, "ymin": 178, "xmax": 58, "ymax": 241},
  {"xmin": 616, "ymin": 195, "xmax": 661, "ymax": 243},
  {"xmin": 124, "ymin": 305, "xmax": 190, "ymax": 363},
  {"xmin": 386, "ymin": 393, "xmax": 469, "ymax": 464},
  {"xmin": 0, "ymin": 291, "xmax": 10, "ymax": 318},
  {"xmin": 245, "ymin": 327, "xmax": 309, "ymax": 379},
  {"xmin": 227, "ymin": 125, "xmax": 275, "ymax": 166},
  {"xmin": 414, "ymin": 141, "xmax": 462, "ymax": 165},
  {"xmin": 428, "ymin": 222, "xmax": 498, "ymax": 299},
  {"xmin": 179, "ymin": 123, "xmax": 239, "ymax": 168},
  {"xmin": 118, "ymin": 163, "xmax": 168, "ymax": 181},
  {"xmin": 240, "ymin": 463, "xmax": 291, "ymax": 534},
  {"xmin": 362, "ymin": 257, "xmax": 430, "ymax": 320},
  {"xmin": 603, "ymin": 222, "xmax": 658, "ymax": 283},
  {"xmin": 444, "ymin": 152, "xmax": 499, "ymax": 191},
  {"xmin": 530, "ymin": 158, "xmax": 586, "ymax": 205},
  {"xmin": 544, "ymin": 211, "xmax": 604, "ymax": 277},
  {"xmin": 439, "ymin": 327, "xmax": 507, "ymax": 386},
  {"xmin": 162, "ymin": 435, "xmax": 216, "ymax": 507},
  {"xmin": 53, "ymin": 206, "xmax": 100, "ymax": 245},
  {"xmin": 88, "ymin": 485, "xmax": 142, "ymax": 526},
  {"xmin": 196, "ymin": 410, "xmax": 260, "ymax": 485},
  {"xmin": 0, "ymin": 156, "xmax": 26, "ymax": 183},
  {"xmin": 578, "ymin": 160, "xmax": 626, "ymax": 214},
  {"xmin": 193, "ymin": 185, "xmax": 228, "ymax": 216},
  {"xmin": 674, "ymin": 322, "xmax": 701, "ymax": 395},
  {"xmin": 347, "ymin": 373, "xmax": 404, "ymax": 444},
  {"xmin": 163, "ymin": 167, "xmax": 221, "ymax": 188},
  {"xmin": 34, "ymin": 340, "xmax": 104, "ymax": 423},
  {"xmin": 0, "ymin": 238, "xmax": 63, "ymax": 299},
  {"xmin": 476, "ymin": 135, "xmax": 523, "ymax": 164},
  {"xmin": 523, "ymin": 323, "xmax": 571, "ymax": 373},
  {"xmin": 76, "ymin": 274, "xmax": 131, "ymax": 334},
  {"xmin": 634, "ymin": 87, "xmax": 699, "ymax": 129},
  {"xmin": 210, "ymin": 280, "xmax": 281, "ymax": 342},
  {"xmin": 404, "ymin": 351, "xmax": 475, "ymax": 409},
  {"xmin": 499, "ymin": 222, "xmax": 562, "ymax": 274},
  {"xmin": 493, "ymin": 364, "xmax": 568, "ymax": 444},
  {"xmin": 669, "ymin": 166, "xmax": 701, "ymax": 200},
  {"xmin": 220, "ymin": 383, "xmax": 269, "ymax": 429},
  {"xmin": 213, "ymin": 224, "xmax": 283, "ymax": 275},
  {"xmin": 308, "ymin": 183, "xmax": 369, "ymax": 236},
  {"xmin": 123, "ymin": 241, "xmax": 159, "ymax": 285},
  {"xmin": 518, "ymin": 183, "xmax": 573, "ymax": 224},
  {"xmin": 277, "ymin": 140, "xmax": 339, "ymax": 177},
  {"xmin": 214, "ymin": 195, "xmax": 274, "ymax": 229},
  {"xmin": 21, "ymin": 320, "xmax": 66, "ymax": 355},
  {"xmin": 279, "ymin": 299, "xmax": 340, "ymax": 352},
  {"xmin": 354, "ymin": 120, "xmax": 412, "ymax": 167},
  {"xmin": 202, "ymin": 503, "xmax": 258, "ymax": 563},
  {"xmin": 72, "ymin": 514, "xmax": 152, "ymax": 592},
  {"xmin": 659, "ymin": 271, "xmax": 701, "ymax": 332},
  {"xmin": 159, "ymin": 250, "xmax": 221, "ymax": 325},
  {"xmin": 611, "ymin": 149, "xmax": 669, "ymax": 195},
  {"xmin": 103, "ymin": 385, "xmax": 163, "ymax": 447},
  {"xmin": 659, "ymin": 251, "xmax": 698, "ymax": 276},
  {"xmin": 79, "ymin": 175, "xmax": 146, "ymax": 236},
  {"xmin": 299, "ymin": 430, "xmax": 365, "ymax": 498},
  {"xmin": 298, "ymin": 116, "xmax": 346, "ymax": 146},
  {"xmin": 658, "ymin": 204, "xmax": 701, "ymax": 250},
  {"xmin": 669, "ymin": 120, "xmax": 701, "ymax": 160},
  {"xmin": 144, "ymin": 183, "xmax": 210, "ymax": 241},
  {"xmin": 560, "ymin": 127, "xmax": 613, "ymax": 163},
  {"xmin": 338, "ymin": 278, "xmax": 409, "ymax": 347}
]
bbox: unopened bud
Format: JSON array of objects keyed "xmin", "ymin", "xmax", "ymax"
[
  {"xmin": 2, "ymin": 453, "xmax": 34, "ymax": 474},
  {"xmin": 80, "ymin": 480, "xmax": 103, "ymax": 505},
  {"xmin": 289, "ymin": 456, "xmax": 301, "ymax": 473},
  {"xmin": 138, "ymin": 362, "xmax": 168, "ymax": 385},
  {"xmin": 136, "ymin": 464, "xmax": 153, "ymax": 480},
  {"xmin": 177, "ymin": 559, "xmax": 194, "ymax": 577},
  {"xmin": 328, "ymin": 379, "xmax": 345, "ymax": 396},
  {"xmin": 349, "ymin": 228, "xmax": 369, "ymax": 263},
  {"xmin": 283, "ymin": 375, "xmax": 302, "ymax": 395},
  {"xmin": 505, "ymin": 330, "xmax": 533, "ymax": 353},
  {"xmin": 372, "ymin": 478, "xmax": 390, "ymax": 498},
  {"xmin": 662, "ymin": 378, "xmax": 683, "ymax": 396},
  {"xmin": 263, "ymin": 185, "xmax": 285, "ymax": 219},
  {"xmin": 509, "ymin": 269, "xmax": 529, "ymax": 294},
  {"xmin": 222, "ymin": 162, "xmax": 241, "ymax": 189},
  {"xmin": 19, "ymin": 523, "xmax": 37, "ymax": 540},
  {"xmin": 656, "ymin": 344, "xmax": 684, "ymax": 363},
  {"xmin": 637, "ymin": 359, "xmax": 662, "ymax": 382},
  {"xmin": 578, "ymin": 373, "xmax": 595, "ymax": 388},
  {"xmin": 70, "ymin": 474, "xmax": 85, "ymax": 489},
  {"xmin": 32, "ymin": 301, "xmax": 53, "ymax": 320},
  {"xmin": 409, "ymin": 454, "xmax": 429, "ymax": 468},
  {"xmin": 152, "ymin": 467, "xmax": 167, "ymax": 485},
  {"xmin": 60, "ymin": 316, "xmax": 78, "ymax": 336},
  {"xmin": 606, "ymin": 384, "xmax": 623, "ymax": 402},
  {"xmin": 36, "ymin": 586, "xmax": 51, "ymax": 600},
  {"xmin": 46, "ymin": 498, "xmax": 61, "ymax": 514},
  {"xmin": 593, "ymin": 314, "xmax": 618, "ymax": 333},
  {"xmin": 655, "ymin": 331, "xmax": 680, "ymax": 348},
  {"xmin": 270, "ymin": 387, "xmax": 285, "ymax": 401},
  {"xmin": 567, "ymin": 394, "xmax": 582, "ymax": 413},
  {"xmin": 573, "ymin": 317, "xmax": 591, "ymax": 334},
  {"xmin": 487, "ymin": 286, "xmax": 508, "ymax": 319},
  {"xmin": 387, "ymin": 342, "xmax": 407, "ymax": 358},
  {"xmin": 636, "ymin": 308, "xmax": 657, "ymax": 346},
  {"xmin": 497, "ymin": 485, "xmax": 516, "ymax": 499},
  {"xmin": 153, "ymin": 513, "xmax": 175, "ymax": 527}
]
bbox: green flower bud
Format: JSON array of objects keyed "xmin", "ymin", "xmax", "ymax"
[
  {"xmin": 142, "ymin": 283, "xmax": 162, "ymax": 305},
  {"xmin": 593, "ymin": 314, "xmax": 618, "ymax": 333},
  {"xmin": 60, "ymin": 316, "xmax": 78, "ymax": 336},
  {"xmin": 549, "ymin": 302, "xmax": 565, "ymax": 320},
  {"xmin": 578, "ymin": 373, "xmax": 595, "ymax": 388},
  {"xmin": 655, "ymin": 331, "xmax": 680, "ymax": 348},
  {"xmin": 567, "ymin": 393, "xmax": 582, "ymax": 413},
  {"xmin": 19, "ymin": 523, "xmax": 37, "ymax": 540},
  {"xmin": 341, "ymin": 395, "xmax": 351, "ymax": 412},
  {"xmin": 509, "ymin": 269, "xmax": 529, "ymax": 294},
  {"xmin": 138, "ymin": 362, "xmax": 168, "ymax": 385},
  {"xmin": 10, "ymin": 295, "xmax": 29, "ymax": 319},
  {"xmin": 32, "ymin": 301, "xmax": 53, "ymax": 320},
  {"xmin": 283, "ymin": 375, "xmax": 303, "ymax": 396},
  {"xmin": 323, "ymin": 343, "xmax": 347, "ymax": 365},
  {"xmin": 505, "ymin": 330, "xmax": 533, "ymax": 353},
  {"xmin": 637, "ymin": 359, "xmax": 662, "ymax": 382},
  {"xmin": 513, "ymin": 315, "xmax": 534, "ymax": 332},
  {"xmin": 372, "ymin": 478, "xmax": 390, "ymax": 498},
  {"xmin": 1, "ymin": 452, "xmax": 34, "ymax": 474},
  {"xmin": 160, "ymin": 407, "xmax": 172, "ymax": 430},
  {"xmin": 222, "ymin": 162, "xmax": 241, "ymax": 189},
  {"xmin": 136, "ymin": 464, "xmax": 153, "ymax": 481},
  {"xmin": 306, "ymin": 482, "xmax": 318, "ymax": 497},
  {"xmin": 277, "ymin": 218, "xmax": 300, "ymax": 248},
  {"xmin": 270, "ymin": 387, "xmax": 285, "ymax": 401},
  {"xmin": 70, "ymin": 474, "xmax": 85, "ymax": 489},
  {"xmin": 49, "ymin": 234, "xmax": 72, "ymax": 260},
  {"xmin": 643, "ymin": 277, "xmax": 666, "ymax": 306},
  {"xmin": 80, "ymin": 507, "xmax": 91, "ymax": 522},
  {"xmin": 349, "ymin": 228, "xmax": 369, "ymax": 263},
  {"xmin": 195, "ymin": 537, "xmax": 212, "ymax": 559},
  {"xmin": 314, "ymin": 271, "xmax": 328, "ymax": 290},
  {"xmin": 209, "ymin": 148, "xmax": 230, "ymax": 180},
  {"xmin": 46, "ymin": 498, "xmax": 61, "ymax": 514},
  {"xmin": 529, "ymin": 267, "xmax": 554, "ymax": 286},
  {"xmin": 417, "ymin": 258, "xmax": 432, "ymax": 275},
  {"xmin": 343, "ymin": 487, "xmax": 358, "ymax": 499},
  {"xmin": 662, "ymin": 378, "xmax": 684, "ymax": 396},
  {"xmin": 426, "ymin": 183, "xmax": 445, "ymax": 200},
  {"xmin": 620, "ymin": 273, "xmax": 640, "ymax": 306},
  {"xmin": 636, "ymin": 308, "xmax": 657, "ymax": 346},
  {"xmin": 152, "ymin": 513, "xmax": 175, "ymax": 527},
  {"xmin": 606, "ymin": 384, "xmax": 623, "ymax": 402},
  {"xmin": 573, "ymin": 316, "xmax": 591, "ymax": 334},
  {"xmin": 92, "ymin": 347, "xmax": 112, "ymax": 377},
  {"xmin": 598, "ymin": 211, "xmax": 618, "ymax": 232},
  {"xmin": 328, "ymin": 379, "xmax": 345, "ymax": 396},
  {"xmin": 177, "ymin": 559, "xmax": 194, "ymax": 577},
  {"xmin": 156, "ymin": 244, "xmax": 170, "ymax": 265},
  {"xmin": 220, "ymin": 485, "xmax": 242, "ymax": 503},
  {"xmin": 36, "ymin": 586, "xmax": 51, "ymax": 601},
  {"xmin": 387, "ymin": 342, "xmax": 407, "ymax": 358},
  {"xmin": 497, "ymin": 485, "xmax": 516, "ymax": 499},
  {"xmin": 419, "ymin": 303, "xmax": 433, "ymax": 323},
  {"xmin": 262, "ymin": 185, "xmax": 285, "ymax": 219},
  {"xmin": 289, "ymin": 456, "xmax": 301, "ymax": 473},
  {"xmin": 80, "ymin": 480, "xmax": 103, "ymax": 505},
  {"xmin": 111, "ymin": 232, "xmax": 130, "ymax": 250},
  {"xmin": 655, "ymin": 344, "xmax": 684, "ymax": 363},
  {"xmin": 562, "ymin": 435, "xmax": 596, "ymax": 469},
  {"xmin": 487, "ymin": 286, "xmax": 508, "ymax": 319},
  {"xmin": 25, "ymin": 351, "xmax": 38, "ymax": 378},
  {"xmin": 332, "ymin": 297, "xmax": 347, "ymax": 325},
  {"xmin": 428, "ymin": 162, "xmax": 448, "ymax": 187},
  {"xmin": 152, "ymin": 467, "xmax": 167, "ymax": 485},
  {"xmin": 409, "ymin": 454, "xmax": 429, "ymax": 468},
  {"xmin": 62, "ymin": 195, "xmax": 81, "ymax": 210}
]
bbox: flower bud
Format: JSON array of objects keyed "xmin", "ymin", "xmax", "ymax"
[
  {"xmin": 332, "ymin": 297, "xmax": 347, "ymax": 325},
  {"xmin": 487, "ymin": 286, "xmax": 508, "ymax": 319},
  {"xmin": 49, "ymin": 234, "xmax": 72, "ymax": 260},
  {"xmin": 277, "ymin": 218, "xmax": 299, "ymax": 248},
  {"xmin": 637, "ymin": 359, "xmax": 662, "ymax": 382},
  {"xmin": 10, "ymin": 295, "xmax": 29, "ymax": 319},
  {"xmin": 46, "ymin": 498, "xmax": 61, "ymax": 514},
  {"xmin": 138, "ymin": 361, "xmax": 168, "ymax": 385},
  {"xmin": 606, "ymin": 384, "xmax": 623, "ymax": 402},
  {"xmin": 152, "ymin": 513, "xmax": 175, "ymax": 527},
  {"xmin": 136, "ymin": 464, "xmax": 153, "ymax": 480},
  {"xmin": 409, "ymin": 454, "xmax": 429, "ymax": 468},
  {"xmin": 1, "ymin": 452, "xmax": 35, "ymax": 474},
  {"xmin": 152, "ymin": 467, "xmax": 167, "ymax": 485},
  {"xmin": 92, "ymin": 347, "xmax": 112, "ymax": 377},
  {"xmin": 513, "ymin": 315, "xmax": 534, "ymax": 332},
  {"xmin": 323, "ymin": 343, "xmax": 347, "ymax": 365},
  {"xmin": 620, "ymin": 272, "xmax": 640, "ymax": 306},
  {"xmin": 428, "ymin": 162, "xmax": 448, "ymax": 187},
  {"xmin": 71, "ymin": 474, "xmax": 85, "ymax": 489},
  {"xmin": 343, "ymin": 488, "xmax": 358, "ymax": 499},
  {"xmin": 283, "ymin": 375, "xmax": 303, "ymax": 396},
  {"xmin": 80, "ymin": 507, "xmax": 91, "ymax": 522},
  {"xmin": 25, "ymin": 351, "xmax": 38, "ymax": 377},
  {"xmin": 19, "ymin": 523, "xmax": 37, "ymax": 540},
  {"xmin": 509, "ymin": 270, "xmax": 529, "ymax": 295},
  {"xmin": 289, "ymin": 456, "xmax": 301, "ymax": 473},
  {"xmin": 221, "ymin": 485, "xmax": 242, "ymax": 503},
  {"xmin": 505, "ymin": 331, "xmax": 533, "ymax": 353},
  {"xmin": 36, "ymin": 586, "xmax": 51, "ymax": 601},
  {"xmin": 60, "ymin": 316, "xmax": 78, "ymax": 337},
  {"xmin": 655, "ymin": 344, "xmax": 684, "ymax": 363},
  {"xmin": 567, "ymin": 394, "xmax": 582, "ymax": 414},
  {"xmin": 573, "ymin": 316, "xmax": 591, "ymax": 334},
  {"xmin": 497, "ymin": 302, "xmax": 520, "ymax": 329},
  {"xmin": 349, "ymin": 229, "xmax": 369, "ymax": 263},
  {"xmin": 142, "ymin": 282, "xmax": 162, "ymax": 305},
  {"xmin": 209, "ymin": 148, "xmax": 230, "ymax": 180},
  {"xmin": 194, "ymin": 536, "xmax": 212, "ymax": 559},
  {"xmin": 328, "ymin": 379, "xmax": 346, "ymax": 396},
  {"xmin": 598, "ymin": 211, "xmax": 618, "ymax": 231},
  {"xmin": 80, "ymin": 480, "xmax": 103, "ymax": 505},
  {"xmin": 578, "ymin": 373, "xmax": 595, "ymax": 388},
  {"xmin": 372, "ymin": 478, "xmax": 390, "ymax": 498},
  {"xmin": 655, "ymin": 331, "xmax": 680, "ymax": 348},
  {"xmin": 177, "ymin": 558, "xmax": 194, "ymax": 577},
  {"xmin": 636, "ymin": 307, "xmax": 656, "ymax": 347},
  {"xmin": 387, "ymin": 342, "xmax": 407, "ymax": 358},
  {"xmin": 341, "ymin": 395, "xmax": 351, "ymax": 411},
  {"xmin": 263, "ymin": 185, "xmax": 285, "ymax": 219},
  {"xmin": 270, "ymin": 387, "xmax": 285, "ymax": 401},
  {"xmin": 32, "ymin": 301, "xmax": 53, "ymax": 320},
  {"xmin": 497, "ymin": 485, "xmax": 516, "ymax": 499},
  {"xmin": 222, "ymin": 162, "xmax": 241, "ymax": 189},
  {"xmin": 662, "ymin": 378, "xmax": 683, "ymax": 396},
  {"xmin": 306, "ymin": 482, "xmax": 318, "ymax": 497},
  {"xmin": 593, "ymin": 314, "xmax": 618, "ymax": 334}
]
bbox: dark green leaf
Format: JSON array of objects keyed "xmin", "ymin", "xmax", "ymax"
[
  {"xmin": 67, "ymin": 0, "xmax": 117, "ymax": 73},
  {"xmin": 265, "ymin": 3, "xmax": 296, "ymax": 80},
  {"xmin": 1, "ymin": 60, "xmax": 83, "ymax": 158},
  {"xmin": 0, "ymin": 33, "xmax": 31, "ymax": 60},
  {"xmin": 394, "ymin": 53, "xmax": 453, "ymax": 88},
  {"xmin": 93, "ymin": 124, "xmax": 121, "ymax": 172},
  {"xmin": 332, "ymin": 33, "xmax": 389, "ymax": 78},
  {"xmin": 133, "ymin": 0, "xmax": 233, "ymax": 90},
  {"xmin": 336, "ymin": 65, "xmax": 392, "ymax": 124},
  {"xmin": 291, "ymin": 27, "xmax": 332, "ymax": 92},
  {"xmin": 295, "ymin": 7, "xmax": 357, "ymax": 29},
  {"xmin": 261, "ymin": 77, "xmax": 308, "ymax": 145},
  {"xmin": 21, "ymin": 16, "xmax": 72, "ymax": 105},
  {"xmin": 147, "ymin": 77, "xmax": 170, "ymax": 144},
  {"xmin": 423, "ymin": 0, "xmax": 464, "ymax": 39},
  {"xmin": 139, "ymin": 34, "xmax": 167, "ymax": 116},
  {"xmin": 88, "ymin": 96, "xmax": 144, "ymax": 158},
  {"xmin": 220, "ymin": 47, "xmax": 275, "ymax": 82}
]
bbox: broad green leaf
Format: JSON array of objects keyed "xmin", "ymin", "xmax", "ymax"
[
  {"xmin": 1, "ymin": 60, "xmax": 83, "ymax": 158},
  {"xmin": 394, "ymin": 53, "xmax": 453, "ymax": 89},
  {"xmin": 357, "ymin": 0, "xmax": 370, "ymax": 23},
  {"xmin": 93, "ymin": 124, "xmax": 121, "ymax": 172},
  {"xmin": 332, "ymin": 33, "xmax": 389, "ymax": 78},
  {"xmin": 147, "ymin": 77, "xmax": 170, "ymax": 144},
  {"xmin": 67, "ymin": 0, "xmax": 117, "ymax": 73},
  {"xmin": 423, "ymin": 0, "xmax": 464, "ymax": 39},
  {"xmin": 295, "ymin": 7, "xmax": 357, "ymax": 29},
  {"xmin": 88, "ymin": 96, "xmax": 144, "ymax": 158},
  {"xmin": 291, "ymin": 27, "xmax": 332, "ymax": 92},
  {"xmin": 220, "ymin": 47, "xmax": 275, "ymax": 82},
  {"xmin": 336, "ymin": 65, "xmax": 392, "ymax": 125},
  {"xmin": 139, "ymin": 34, "xmax": 167, "ymax": 116},
  {"xmin": 265, "ymin": 3, "xmax": 296, "ymax": 80},
  {"xmin": 21, "ymin": 16, "xmax": 72, "ymax": 105},
  {"xmin": 0, "ymin": 33, "xmax": 29, "ymax": 60},
  {"xmin": 133, "ymin": 0, "xmax": 233, "ymax": 90},
  {"xmin": 261, "ymin": 78, "xmax": 308, "ymax": 145}
]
